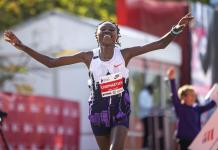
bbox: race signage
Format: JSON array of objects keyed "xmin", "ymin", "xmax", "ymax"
[{"xmin": 99, "ymin": 73, "xmax": 124, "ymax": 97}]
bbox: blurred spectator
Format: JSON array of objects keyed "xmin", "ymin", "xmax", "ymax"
[
  {"xmin": 167, "ymin": 67, "xmax": 217, "ymax": 150},
  {"xmin": 137, "ymin": 84, "xmax": 154, "ymax": 149}
]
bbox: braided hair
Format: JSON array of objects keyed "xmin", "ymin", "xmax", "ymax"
[{"xmin": 95, "ymin": 21, "xmax": 121, "ymax": 46}]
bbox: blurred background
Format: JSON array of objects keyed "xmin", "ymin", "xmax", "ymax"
[{"xmin": 0, "ymin": 0, "xmax": 217, "ymax": 149}]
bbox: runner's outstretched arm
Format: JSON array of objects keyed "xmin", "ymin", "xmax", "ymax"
[
  {"xmin": 122, "ymin": 12, "xmax": 194, "ymax": 64},
  {"xmin": 4, "ymin": 31, "xmax": 91, "ymax": 68}
]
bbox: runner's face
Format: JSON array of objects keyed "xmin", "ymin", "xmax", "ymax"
[{"xmin": 97, "ymin": 22, "xmax": 118, "ymax": 46}]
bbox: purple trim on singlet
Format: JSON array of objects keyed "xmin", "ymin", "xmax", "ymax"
[
  {"xmin": 124, "ymin": 91, "xmax": 130, "ymax": 103},
  {"xmin": 88, "ymin": 90, "xmax": 131, "ymax": 136}
]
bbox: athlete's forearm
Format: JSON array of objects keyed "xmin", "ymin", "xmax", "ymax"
[
  {"xmin": 157, "ymin": 31, "xmax": 176, "ymax": 49},
  {"xmin": 18, "ymin": 44, "xmax": 55, "ymax": 68}
]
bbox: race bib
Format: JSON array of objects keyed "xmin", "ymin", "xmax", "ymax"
[{"xmin": 99, "ymin": 73, "xmax": 124, "ymax": 97}]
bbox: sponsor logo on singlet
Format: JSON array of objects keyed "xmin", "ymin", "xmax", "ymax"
[{"xmin": 113, "ymin": 63, "xmax": 122, "ymax": 68}]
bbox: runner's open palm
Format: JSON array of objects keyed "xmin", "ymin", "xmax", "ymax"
[
  {"xmin": 4, "ymin": 31, "xmax": 23, "ymax": 50},
  {"xmin": 177, "ymin": 13, "xmax": 194, "ymax": 30}
]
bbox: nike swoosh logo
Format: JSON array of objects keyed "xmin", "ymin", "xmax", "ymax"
[{"xmin": 114, "ymin": 63, "xmax": 122, "ymax": 67}]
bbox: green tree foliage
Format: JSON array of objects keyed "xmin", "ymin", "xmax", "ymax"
[
  {"xmin": 0, "ymin": 0, "xmax": 115, "ymax": 91},
  {"xmin": 0, "ymin": 0, "xmax": 116, "ymax": 31}
]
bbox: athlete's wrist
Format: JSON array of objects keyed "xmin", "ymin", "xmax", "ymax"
[{"xmin": 170, "ymin": 24, "xmax": 183, "ymax": 36}]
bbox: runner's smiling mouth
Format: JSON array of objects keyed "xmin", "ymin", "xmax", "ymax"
[{"xmin": 103, "ymin": 34, "xmax": 112, "ymax": 38}]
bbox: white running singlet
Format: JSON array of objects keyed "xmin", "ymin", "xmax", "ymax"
[{"xmin": 89, "ymin": 46, "xmax": 129, "ymax": 82}]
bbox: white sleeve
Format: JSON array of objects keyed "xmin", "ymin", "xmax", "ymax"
[{"xmin": 205, "ymin": 83, "xmax": 218, "ymax": 103}]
